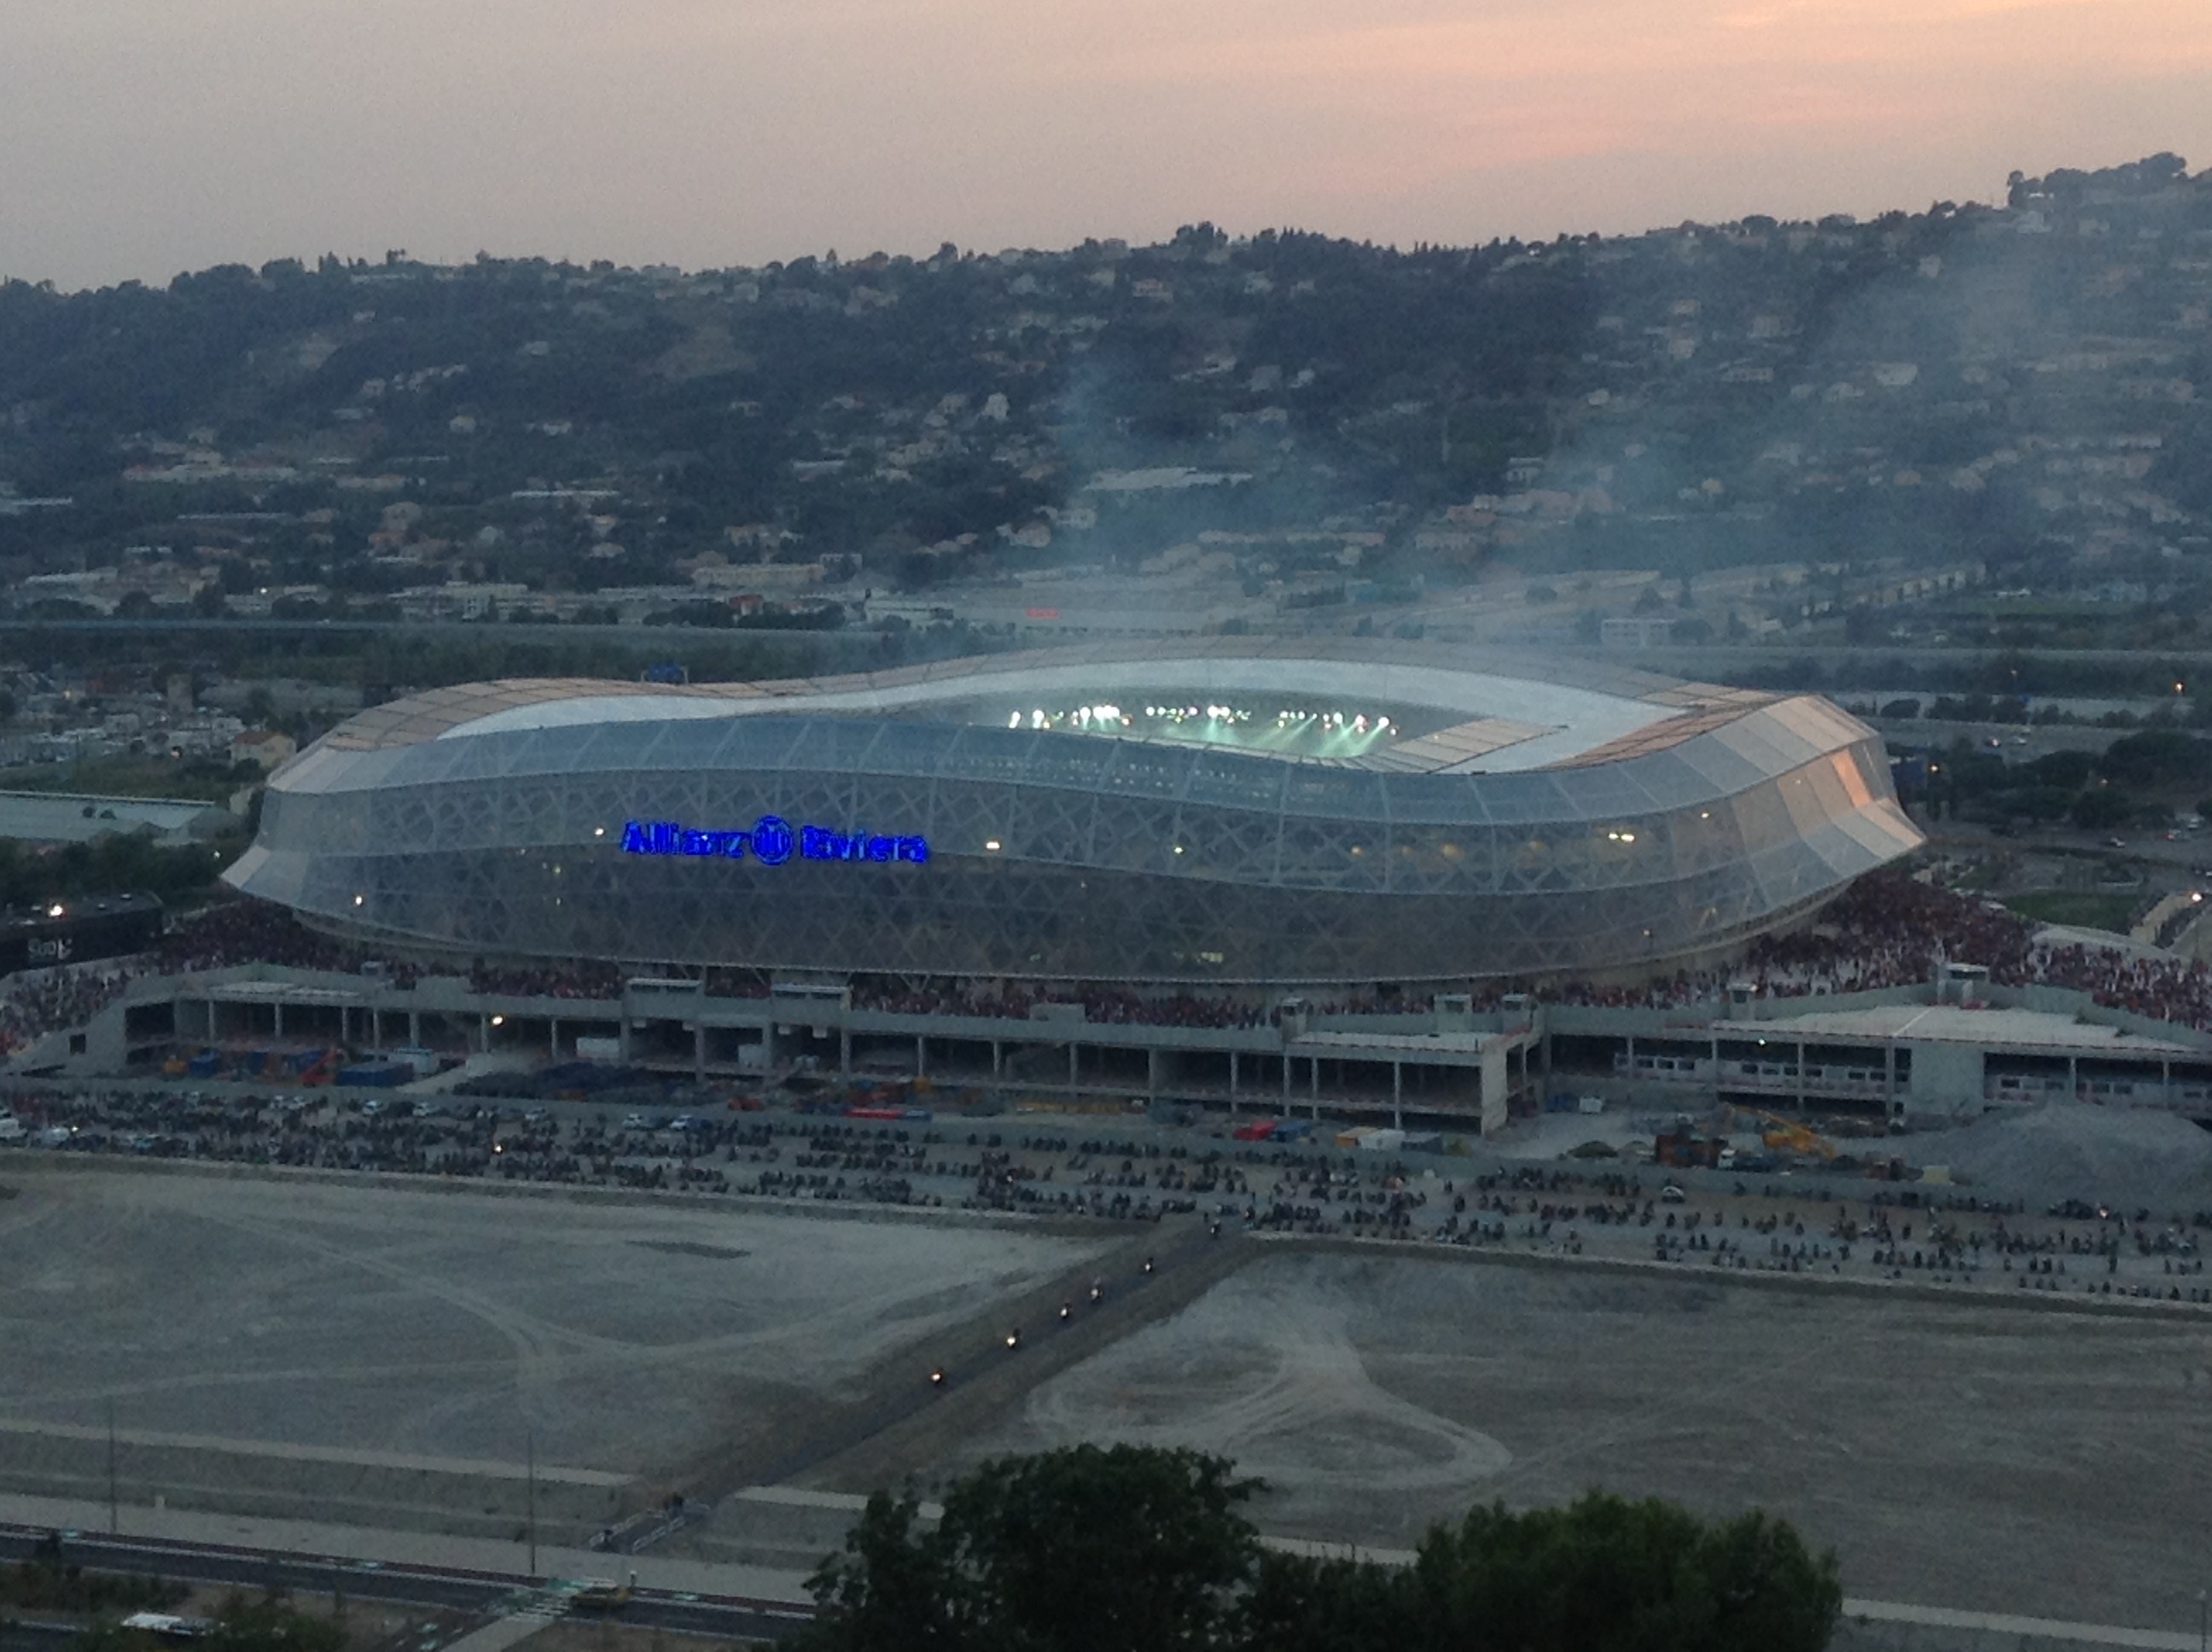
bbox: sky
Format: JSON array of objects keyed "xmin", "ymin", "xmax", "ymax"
[{"xmin": 3, "ymin": 0, "xmax": 2209, "ymax": 291}]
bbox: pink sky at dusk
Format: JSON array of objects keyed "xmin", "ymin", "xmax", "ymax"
[{"xmin": 3, "ymin": 0, "xmax": 2208, "ymax": 288}]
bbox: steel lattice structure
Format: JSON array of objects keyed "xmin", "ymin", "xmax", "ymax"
[{"xmin": 225, "ymin": 638, "xmax": 1924, "ymax": 985}]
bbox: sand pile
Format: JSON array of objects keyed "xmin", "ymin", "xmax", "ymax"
[{"xmin": 1927, "ymin": 1104, "xmax": 2212, "ymax": 1212}]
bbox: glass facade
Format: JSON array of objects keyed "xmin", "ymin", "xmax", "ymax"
[{"xmin": 229, "ymin": 647, "xmax": 1924, "ymax": 986}]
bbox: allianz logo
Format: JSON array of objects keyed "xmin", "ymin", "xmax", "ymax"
[{"xmin": 620, "ymin": 815, "xmax": 929, "ymax": 865}]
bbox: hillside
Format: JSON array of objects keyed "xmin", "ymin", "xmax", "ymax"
[{"xmin": 2, "ymin": 154, "xmax": 2209, "ymax": 645}]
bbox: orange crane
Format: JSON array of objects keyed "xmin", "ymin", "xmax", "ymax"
[{"xmin": 1744, "ymin": 1108, "xmax": 1838, "ymax": 1160}]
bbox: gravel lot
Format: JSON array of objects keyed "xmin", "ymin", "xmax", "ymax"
[
  {"xmin": 0, "ymin": 1164, "xmax": 1107, "ymax": 1480},
  {"xmin": 946, "ymin": 1249, "xmax": 2212, "ymax": 1634}
]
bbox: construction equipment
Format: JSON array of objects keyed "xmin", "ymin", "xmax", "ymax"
[
  {"xmin": 1654, "ymin": 1130, "xmax": 1722, "ymax": 1169},
  {"xmin": 1743, "ymin": 1108, "xmax": 1838, "ymax": 1160}
]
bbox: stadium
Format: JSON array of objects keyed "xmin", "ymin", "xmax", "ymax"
[{"xmin": 223, "ymin": 639, "xmax": 1923, "ymax": 986}]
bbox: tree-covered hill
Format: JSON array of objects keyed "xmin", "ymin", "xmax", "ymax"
[{"xmin": 2, "ymin": 154, "xmax": 2208, "ymax": 620}]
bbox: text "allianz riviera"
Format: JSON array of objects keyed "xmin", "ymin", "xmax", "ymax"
[{"xmin": 620, "ymin": 816, "xmax": 929, "ymax": 865}]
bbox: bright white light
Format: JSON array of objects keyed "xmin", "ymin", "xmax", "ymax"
[
  {"xmin": 985, "ymin": 838, "xmax": 1001, "ymax": 852},
  {"xmin": 46, "ymin": 904, "xmax": 63, "ymax": 918},
  {"xmin": 1008, "ymin": 713, "xmax": 1022, "ymax": 728}
]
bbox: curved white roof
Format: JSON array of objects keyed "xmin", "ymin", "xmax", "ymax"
[{"xmin": 437, "ymin": 657, "xmax": 1680, "ymax": 773}]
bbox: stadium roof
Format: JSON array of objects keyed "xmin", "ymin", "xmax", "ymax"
[{"xmin": 319, "ymin": 638, "xmax": 1788, "ymax": 777}]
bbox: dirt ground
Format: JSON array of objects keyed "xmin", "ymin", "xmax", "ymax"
[
  {"xmin": 941, "ymin": 1250, "xmax": 2212, "ymax": 1636},
  {"xmin": 0, "ymin": 1166, "xmax": 1106, "ymax": 1480}
]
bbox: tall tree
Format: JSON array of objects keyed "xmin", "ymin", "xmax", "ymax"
[{"xmin": 800, "ymin": 1445, "xmax": 1260, "ymax": 1652}]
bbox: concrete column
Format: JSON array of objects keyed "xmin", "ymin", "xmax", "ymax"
[
  {"xmin": 408, "ymin": 1009, "xmax": 421, "ymax": 1047},
  {"xmin": 1228, "ymin": 1050, "xmax": 1239, "ymax": 1114},
  {"xmin": 840, "ymin": 1027, "xmax": 852, "ymax": 1074},
  {"xmin": 1796, "ymin": 1041, "xmax": 1807, "ymax": 1110},
  {"xmin": 2069, "ymin": 1055, "xmax": 2079, "ymax": 1101},
  {"xmin": 273, "ymin": 1002, "xmax": 284, "ymax": 1039},
  {"xmin": 916, "ymin": 1035, "xmax": 928, "ymax": 1077},
  {"xmin": 370, "ymin": 1008, "xmax": 381, "ymax": 1049},
  {"xmin": 1146, "ymin": 1048, "xmax": 1162, "ymax": 1101},
  {"xmin": 694, "ymin": 1023, "xmax": 706, "ymax": 1082},
  {"xmin": 763, "ymin": 1021, "xmax": 777, "ymax": 1068},
  {"xmin": 992, "ymin": 1040, "xmax": 1003, "ymax": 1078},
  {"xmin": 479, "ymin": 1013, "xmax": 490, "ymax": 1053},
  {"xmin": 1067, "ymin": 1043, "xmax": 1079, "ymax": 1090},
  {"xmin": 2163, "ymin": 1058, "xmax": 2172, "ymax": 1108},
  {"xmin": 1884, "ymin": 1043, "xmax": 1896, "ymax": 1114},
  {"xmin": 1392, "ymin": 1062, "xmax": 1403, "ymax": 1130},
  {"xmin": 550, "ymin": 1018, "xmax": 560, "ymax": 1059}
]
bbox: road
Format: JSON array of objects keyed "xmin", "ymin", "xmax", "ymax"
[{"xmin": 0, "ymin": 1525, "xmax": 812, "ymax": 1645}]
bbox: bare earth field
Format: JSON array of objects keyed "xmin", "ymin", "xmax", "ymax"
[
  {"xmin": 0, "ymin": 1166, "xmax": 1106, "ymax": 1486},
  {"xmin": 943, "ymin": 1249, "xmax": 2212, "ymax": 1635},
  {"xmin": 7, "ymin": 1164, "xmax": 2211, "ymax": 1642}
]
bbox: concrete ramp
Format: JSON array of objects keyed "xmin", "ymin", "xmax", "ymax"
[{"xmin": 402, "ymin": 1051, "xmax": 535, "ymax": 1095}]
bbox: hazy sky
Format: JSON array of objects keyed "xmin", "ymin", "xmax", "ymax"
[{"xmin": 5, "ymin": 0, "xmax": 2209, "ymax": 290}]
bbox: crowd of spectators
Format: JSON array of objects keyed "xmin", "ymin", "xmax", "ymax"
[
  {"xmin": 469, "ymin": 959, "xmax": 624, "ymax": 999},
  {"xmin": 0, "ymin": 968, "xmax": 138, "ymax": 1053},
  {"xmin": 847, "ymin": 980, "xmax": 1272, "ymax": 1028}
]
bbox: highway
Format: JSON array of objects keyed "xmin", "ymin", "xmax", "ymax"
[{"xmin": 0, "ymin": 1524, "xmax": 812, "ymax": 1645}]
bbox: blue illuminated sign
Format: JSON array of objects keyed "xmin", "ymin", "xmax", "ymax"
[{"xmin": 621, "ymin": 814, "xmax": 928, "ymax": 865}]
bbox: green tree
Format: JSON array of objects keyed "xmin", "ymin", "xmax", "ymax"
[
  {"xmin": 2070, "ymin": 787, "xmax": 2133, "ymax": 830},
  {"xmin": 800, "ymin": 1445, "xmax": 1260, "ymax": 1652},
  {"xmin": 800, "ymin": 1451, "xmax": 1842, "ymax": 1652},
  {"xmin": 1238, "ymin": 1549, "xmax": 1413, "ymax": 1652},
  {"xmin": 1407, "ymin": 1493, "xmax": 1840, "ymax": 1652}
]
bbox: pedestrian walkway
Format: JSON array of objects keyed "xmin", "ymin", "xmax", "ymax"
[
  {"xmin": 1841, "ymin": 1596, "xmax": 2205, "ymax": 1650},
  {"xmin": 435, "ymin": 1614, "xmax": 556, "ymax": 1652}
]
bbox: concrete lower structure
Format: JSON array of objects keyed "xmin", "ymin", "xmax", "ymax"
[{"xmin": 26, "ymin": 959, "xmax": 2212, "ymax": 1131}]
